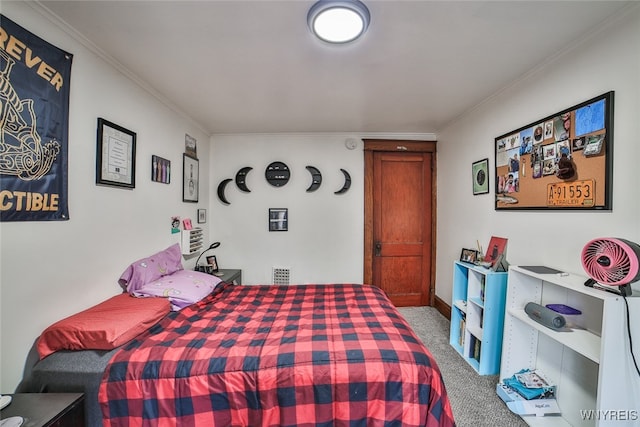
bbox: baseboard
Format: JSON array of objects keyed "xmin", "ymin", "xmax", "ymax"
[{"xmin": 433, "ymin": 295, "xmax": 451, "ymax": 320}]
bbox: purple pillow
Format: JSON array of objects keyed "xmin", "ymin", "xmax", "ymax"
[
  {"xmin": 118, "ymin": 244, "xmax": 183, "ymax": 293},
  {"xmin": 131, "ymin": 270, "xmax": 223, "ymax": 310}
]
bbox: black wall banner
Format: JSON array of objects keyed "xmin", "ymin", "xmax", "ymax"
[{"xmin": 0, "ymin": 15, "xmax": 73, "ymax": 221}]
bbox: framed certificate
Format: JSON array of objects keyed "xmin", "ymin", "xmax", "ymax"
[{"xmin": 96, "ymin": 118, "xmax": 136, "ymax": 189}]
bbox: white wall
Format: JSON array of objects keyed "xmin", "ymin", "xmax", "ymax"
[
  {"xmin": 0, "ymin": 3, "xmax": 211, "ymax": 392},
  {"xmin": 209, "ymin": 134, "xmax": 364, "ymax": 285},
  {"xmin": 435, "ymin": 5, "xmax": 640, "ymax": 302}
]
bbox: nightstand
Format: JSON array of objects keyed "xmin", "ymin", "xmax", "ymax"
[
  {"xmin": 0, "ymin": 393, "xmax": 84, "ymax": 427},
  {"xmin": 214, "ymin": 269, "xmax": 242, "ymax": 285}
]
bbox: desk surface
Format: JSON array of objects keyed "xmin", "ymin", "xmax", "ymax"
[{"xmin": 214, "ymin": 268, "xmax": 241, "ymax": 284}]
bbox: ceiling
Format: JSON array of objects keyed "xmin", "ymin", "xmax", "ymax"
[{"xmin": 35, "ymin": 0, "xmax": 633, "ymax": 136}]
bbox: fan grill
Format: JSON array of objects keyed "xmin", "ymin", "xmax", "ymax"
[{"xmin": 582, "ymin": 239, "xmax": 637, "ymax": 286}]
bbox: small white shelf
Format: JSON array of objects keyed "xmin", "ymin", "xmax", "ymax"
[
  {"xmin": 181, "ymin": 227, "xmax": 203, "ymax": 255},
  {"xmin": 499, "ymin": 265, "xmax": 640, "ymax": 427}
]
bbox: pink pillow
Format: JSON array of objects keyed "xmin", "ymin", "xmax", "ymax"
[
  {"xmin": 118, "ymin": 244, "xmax": 183, "ymax": 293},
  {"xmin": 132, "ymin": 270, "xmax": 223, "ymax": 311},
  {"xmin": 36, "ymin": 293, "xmax": 170, "ymax": 359}
]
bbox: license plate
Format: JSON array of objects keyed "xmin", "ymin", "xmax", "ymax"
[{"xmin": 547, "ymin": 179, "xmax": 595, "ymax": 207}]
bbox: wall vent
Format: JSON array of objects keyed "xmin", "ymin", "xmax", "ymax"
[{"xmin": 272, "ymin": 267, "xmax": 290, "ymax": 285}]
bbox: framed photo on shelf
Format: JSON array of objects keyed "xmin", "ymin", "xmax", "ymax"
[
  {"xmin": 206, "ymin": 255, "xmax": 219, "ymax": 272},
  {"xmin": 484, "ymin": 236, "xmax": 508, "ymax": 270},
  {"xmin": 197, "ymin": 208, "xmax": 206, "ymax": 224},
  {"xmin": 460, "ymin": 248, "xmax": 478, "ymax": 264},
  {"xmin": 96, "ymin": 118, "xmax": 136, "ymax": 189},
  {"xmin": 182, "ymin": 154, "xmax": 199, "ymax": 202},
  {"xmin": 472, "ymin": 158, "xmax": 489, "ymax": 195}
]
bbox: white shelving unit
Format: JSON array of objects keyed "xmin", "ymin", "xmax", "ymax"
[
  {"xmin": 181, "ymin": 227, "xmax": 203, "ymax": 255},
  {"xmin": 449, "ymin": 261, "xmax": 508, "ymax": 375},
  {"xmin": 500, "ymin": 266, "xmax": 640, "ymax": 426}
]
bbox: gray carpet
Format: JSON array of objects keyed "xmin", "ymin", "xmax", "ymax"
[{"xmin": 397, "ymin": 306, "xmax": 527, "ymax": 427}]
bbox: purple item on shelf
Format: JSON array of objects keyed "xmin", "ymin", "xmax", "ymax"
[{"xmin": 545, "ymin": 304, "xmax": 582, "ymax": 315}]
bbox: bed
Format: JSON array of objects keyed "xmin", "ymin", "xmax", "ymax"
[{"xmin": 18, "ymin": 246, "xmax": 456, "ymax": 426}]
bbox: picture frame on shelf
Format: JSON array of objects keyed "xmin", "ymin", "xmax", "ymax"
[
  {"xmin": 206, "ymin": 255, "xmax": 219, "ymax": 272},
  {"xmin": 96, "ymin": 118, "xmax": 136, "ymax": 189},
  {"xmin": 182, "ymin": 154, "xmax": 199, "ymax": 202},
  {"xmin": 472, "ymin": 158, "xmax": 489, "ymax": 195},
  {"xmin": 484, "ymin": 236, "xmax": 508, "ymax": 270},
  {"xmin": 197, "ymin": 208, "xmax": 206, "ymax": 224},
  {"xmin": 460, "ymin": 248, "xmax": 478, "ymax": 264}
]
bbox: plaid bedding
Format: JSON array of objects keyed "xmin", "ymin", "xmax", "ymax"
[{"xmin": 99, "ymin": 283, "xmax": 456, "ymax": 427}]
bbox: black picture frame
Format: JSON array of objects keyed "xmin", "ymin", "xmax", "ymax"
[
  {"xmin": 472, "ymin": 158, "xmax": 489, "ymax": 195},
  {"xmin": 151, "ymin": 155, "xmax": 171, "ymax": 184},
  {"xmin": 495, "ymin": 91, "xmax": 614, "ymax": 211},
  {"xmin": 206, "ymin": 255, "xmax": 219, "ymax": 272},
  {"xmin": 197, "ymin": 208, "xmax": 206, "ymax": 224},
  {"xmin": 96, "ymin": 118, "xmax": 136, "ymax": 189},
  {"xmin": 182, "ymin": 154, "xmax": 199, "ymax": 202},
  {"xmin": 460, "ymin": 248, "xmax": 478, "ymax": 264},
  {"xmin": 269, "ymin": 208, "xmax": 288, "ymax": 231}
]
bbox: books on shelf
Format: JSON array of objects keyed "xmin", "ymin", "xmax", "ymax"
[
  {"xmin": 468, "ymin": 335, "xmax": 481, "ymax": 361},
  {"xmin": 497, "ymin": 369, "xmax": 560, "ymax": 417}
]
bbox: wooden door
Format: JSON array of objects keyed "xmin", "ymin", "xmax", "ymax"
[{"xmin": 364, "ymin": 140, "xmax": 436, "ymax": 307}]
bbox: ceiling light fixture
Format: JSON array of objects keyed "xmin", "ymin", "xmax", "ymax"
[{"xmin": 307, "ymin": 0, "xmax": 370, "ymax": 44}]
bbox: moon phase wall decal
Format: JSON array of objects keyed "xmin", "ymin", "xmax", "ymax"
[
  {"xmin": 217, "ymin": 178, "xmax": 233, "ymax": 205},
  {"xmin": 305, "ymin": 166, "xmax": 322, "ymax": 192},
  {"xmin": 235, "ymin": 167, "xmax": 253, "ymax": 192},
  {"xmin": 265, "ymin": 161, "xmax": 290, "ymax": 187},
  {"xmin": 335, "ymin": 169, "xmax": 351, "ymax": 194}
]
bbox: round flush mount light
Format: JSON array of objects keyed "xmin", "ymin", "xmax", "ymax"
[{"xmin": 308, "ymin": 0, "xmax": 370, "ymax": 44}]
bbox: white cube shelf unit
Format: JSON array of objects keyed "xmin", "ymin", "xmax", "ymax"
[
  {"xmin": 181, "ymin": 227, "xmax": 203, "ymax": 255},
  {"xmin": 500, "ymin": 266, "xmax": 640, "ymax": 426},
  {"xmin": 449, "ymin": 261, "xmax": 508, "ymax": 375}
]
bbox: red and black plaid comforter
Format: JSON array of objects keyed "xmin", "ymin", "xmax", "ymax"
[{"xmin": 99, "ymin": 283, "xmax": 456, "ymax": 426}]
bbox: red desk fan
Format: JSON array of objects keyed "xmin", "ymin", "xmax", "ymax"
[{"xmin": 581, "ymin": 238, "xmax": 640, "ymax": 297}]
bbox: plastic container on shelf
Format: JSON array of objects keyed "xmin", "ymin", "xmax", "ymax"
[{"xmin": 545, "ymin": 304, "xmax": 582, "ymax": 328}]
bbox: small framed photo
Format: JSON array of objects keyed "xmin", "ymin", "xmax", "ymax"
[
  {"xmin": 460, "ymin": 248, "xmax": 478, "ymax": 264},
  {"xmin": 185, "ymin": 134, "xmax": 197, "ymax": 159},
  {"xmin": 269, "ymin": 208, "xmax": 288, "ymax": 231},
  {"xmin": 197, "ymin": 208, "xmax": 206, "ymax": 224},
  {"xmin": 183, "ymin": 218, "xmax": 192, "ymax": 230},
  {"xmin": 151, "ymin": 155, "xmax": 171, "ymax": 184},
  {"xmin": 472, "ymin": 158, "xmax": 489, "ymax": 195},
  {"xmin": 96, "ymin": 118, "xmax": 136, "ymax": 189},
  {"xmin": 206, "ymin": 255, "xmax": 219, "ymax": 272},
  {"xmin": 183, "ymin": 154, "xmax": 199, "ymax": 202}
]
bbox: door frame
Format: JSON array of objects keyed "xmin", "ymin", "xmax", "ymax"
[{"xmin": 363, "ymin": 139, "xmax": 438, "ymax": 305}]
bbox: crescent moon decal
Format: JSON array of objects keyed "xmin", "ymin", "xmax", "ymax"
[
  {"xmin": 235, "ymin": 166, "xmax": 253, "ymax": 192},
  {"xmin": 334, "ymin": 169, "xmax": 352, "ymax": 194},
  {"xmin": 217, "ymin": 178, "xmax": 233, "ymax": 205},
  {"xmin": 305, "ymin": 165, "xmax": 322, "ymax": 192}
]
